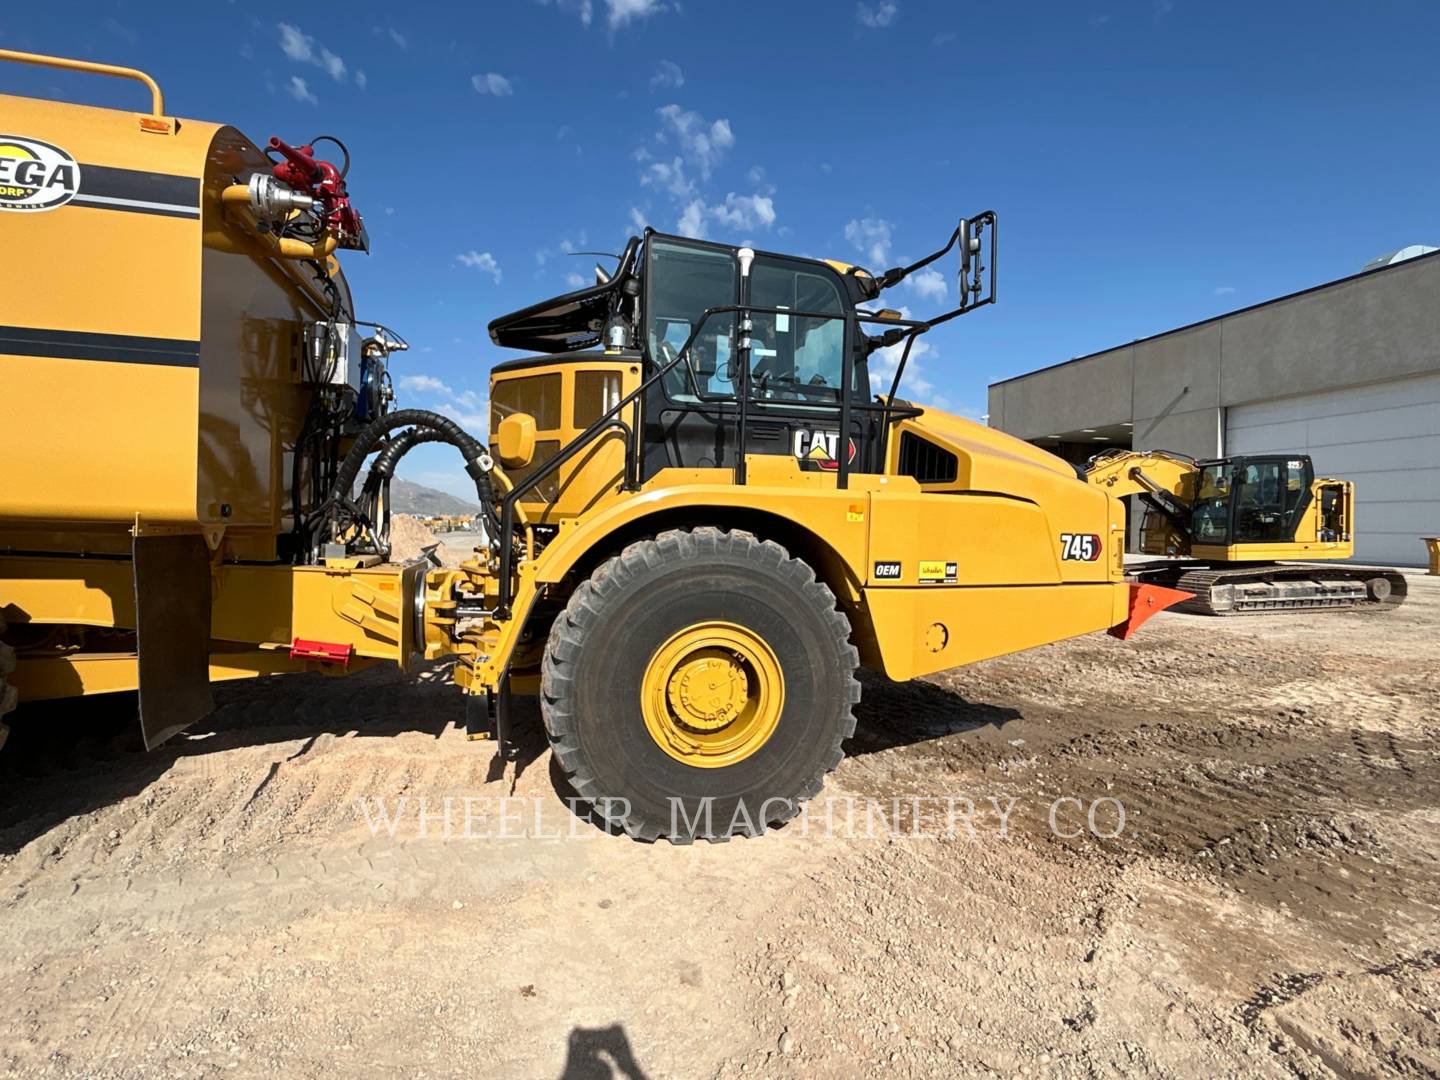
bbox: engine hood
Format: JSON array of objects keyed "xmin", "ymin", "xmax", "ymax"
[{"xmin": 899, "ymin": 405, "xmax": 1085, "ymax": 495}]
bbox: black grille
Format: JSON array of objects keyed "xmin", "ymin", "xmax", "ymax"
[{"xmin": 898, "ymin": 432, "xmax": 958, "ymax": 484}]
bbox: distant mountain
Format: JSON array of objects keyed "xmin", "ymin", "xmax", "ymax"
[{"xmin": 389, "ymin": 477, "xmax": 480, "ymax": 516}]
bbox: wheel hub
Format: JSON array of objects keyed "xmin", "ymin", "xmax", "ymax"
[
  {"xmin": 640, "ymin": 621, "xmax": 784, "ymax": 769},
  {"xmin": 666, "ymin": 651, "xmax": 747, "ymax": 732}
]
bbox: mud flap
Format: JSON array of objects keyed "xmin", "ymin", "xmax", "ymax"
[
  {"xmin": 134, "ymin": 534, "xmax": 215, "ymax": 749},
  {"xmin": 1108, "ymin": 583, "xmax": 1194, "ymax": 641}
]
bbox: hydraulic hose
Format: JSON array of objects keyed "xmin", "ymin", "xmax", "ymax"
[
  {"xmin": 370, "ymin": 427, "xmax": 446, "ymax": 480},
  {"xmin": 365, "ymin": 427, "xmax": 527, "ymax": 532},
  {"xmin": 328, "ymin": 409, "xmax": 499, "ymax": 540}
]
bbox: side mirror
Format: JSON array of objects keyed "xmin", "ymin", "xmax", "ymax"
[
  {"xmin": 496, "ymin": 412, "xmax": 537, "ymax": 469},
  {"xmin": 957, "ymin": 211, "xmax": 996, "ymax": 312}
]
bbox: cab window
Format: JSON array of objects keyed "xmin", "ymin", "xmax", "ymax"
[
  {"xmin": 1191, "ymin": 464, "xmax": 1230, "ymax": 544},
  {"xmin": 749, "ymin": 258, "xmax": 848, "ymax": 403},
  {"xmin": 1233, "ymin": 458, "xmax": 1310, "ymax": 542},
  {"xmin": 646, "ymin": 238, "xmax": 736, "ymax": 401}
]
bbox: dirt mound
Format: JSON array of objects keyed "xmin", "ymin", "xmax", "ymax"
[{"xmin": 388, "ymin": 514, "xmax": 441, "ymax": 563}]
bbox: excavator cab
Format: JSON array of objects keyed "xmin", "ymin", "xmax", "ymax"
[
  {"xmin": 1138, "ymin": 454, "xmax": 1343, "ymax": 556},
  {"xmin": 1188, "ymin": 455, "xmax": 1338, "ymax": 552}
]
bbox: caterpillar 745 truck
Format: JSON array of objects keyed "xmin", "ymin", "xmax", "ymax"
[{"xmin": 0, "ymin": 49, "xmax": 1186, "ymax": 841}]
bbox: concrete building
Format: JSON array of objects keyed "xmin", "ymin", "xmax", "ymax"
[{"xmin": 988, "ymin": 249, "xmax": 1440, "ymax": 566}]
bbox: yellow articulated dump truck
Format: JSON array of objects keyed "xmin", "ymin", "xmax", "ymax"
[{"xmin": 1, "ymin": 50, "xmax": 1186, "ymax": 842}]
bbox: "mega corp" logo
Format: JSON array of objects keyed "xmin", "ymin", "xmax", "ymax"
[{"xmin": 0, "ymin": 135, "xmax": 81, "ymax": 212}]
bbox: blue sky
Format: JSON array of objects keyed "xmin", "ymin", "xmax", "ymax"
[{"xmin": 5, "ymin": 1, "xmax": 1438, "ymax": 498}]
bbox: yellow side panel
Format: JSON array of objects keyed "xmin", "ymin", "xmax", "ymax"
[
  {"xmin": 865, "ymin": 493, "xmax": 1067, "ymax": 586},
  {"xmin": 864, "ymin": 583, "xmax": 1126, "ymax": 681},
  {"xmin": 0, "ymin": 557, "xmax": 415, "ymax": 663},
  {"xmin": 0, "ymin": 556, "xmax": 134, "ymax": 626},
  {"xmin": 4, "ymin": 206, "xmax": 200, "ymax": 342},
  {"xmin": 1191, "ymin": 541, "xmax": 1354, "ymax": 562},
  {"xmin": 212, "ymin": 564, "xmax": 416, "ymax": 663},
  {"xmin": 0, "ymin": 356, "xmax": 198, "ymax": 521},
  {"xmin": 11, "ymin": 648, "xmax": 380, "ymax": 702}
]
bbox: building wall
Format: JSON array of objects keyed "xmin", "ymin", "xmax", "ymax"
[
  {"xmin": 988, "ymin": 250, "xmax": 1440, "ymax": 562},
  {"xmin": 988, "ymin": 250, "xmax": 1440, "ymax": 461}
]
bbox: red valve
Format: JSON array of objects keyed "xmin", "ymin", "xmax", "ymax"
[{"xmin": 268, "ymin": 136, "xmax": 367, "ymax": 251}]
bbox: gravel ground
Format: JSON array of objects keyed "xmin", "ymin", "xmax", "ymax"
[{"xmin": 1, "ymin": 572, "xmax": 1436, "ymax": 1079}]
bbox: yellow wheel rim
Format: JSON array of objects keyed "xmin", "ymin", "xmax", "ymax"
[{"xmin": 640, "ymin": 621, "xmax": 784, "ymax": 769}]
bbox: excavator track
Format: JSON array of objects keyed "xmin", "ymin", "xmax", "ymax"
[{"xmin": 1131, "ymin": 563, "xmax": 1409, "ymax": 616}]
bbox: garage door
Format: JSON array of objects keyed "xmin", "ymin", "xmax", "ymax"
[{"xmin": 1225, "ymin": 372, "xmax": 1440, "ymax": 567}]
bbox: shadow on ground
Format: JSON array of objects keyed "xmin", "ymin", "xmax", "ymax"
[
  {"xmin": 845, "ymin": 670, "xmax": 1022, "ymax": 757},
  {"xmin": 558, "ymin": 1023, "xmax": 651, "ymax": 1079},
  {"xmin": 0, "ymin": 662, "xmax": 1021, "ymax": 855}
]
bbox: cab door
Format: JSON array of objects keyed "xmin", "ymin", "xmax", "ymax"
[{"xmin": 639, "ymin": 235, "xmax": 873, "ymax": 480}]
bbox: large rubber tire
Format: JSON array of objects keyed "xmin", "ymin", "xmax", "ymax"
[{"xmin": 541, "ymin": 528, "xmax": 860, "ymax": 843}]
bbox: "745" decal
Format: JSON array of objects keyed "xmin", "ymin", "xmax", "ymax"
[{"xmin": 1059, "ymin": 533, "xmax": 1102, "ymax": 562}]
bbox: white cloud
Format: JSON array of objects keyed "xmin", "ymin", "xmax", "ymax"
[
  {"xmin": 607, "ymin": 0, "xmax": 666, "ymax": 27},
  {"xmin": 382, "ymin": 26, "xmax": 407, "ymax": 49},
  {"xmin": 637, "ymin": 107, "xmax": 773, "ymax": 241},
  {"xmin": 640, "ymin": 156, "xmax": 695, "ymax": 198},
  {"xmin": 355, "ymin": 70, "xmax": 368, "ymax": 89},
  {"xmin": 674, "ymin": 193, "xmax": 777, "ymax": 239},
  {"xmin": 278, "ymin": 23, "xmax": 311, "ymax": 60},
  {"xmin": 905, "ymin": 268, "xmax": 947, "ymax": 302},
  {"xmin": 472, "ymin": 73, "xmax": 514, "ymax": 96},
  {"xmin": 857, "ymin": 1, "xmax": 899, "ymax": 28},
  {"xmin": 655, "ymin": 104, "xmax": 734, "ymax": 179},
  {"xmin": 456, "ymin": 250, "xmax": 502, "ymax": 283},
  {"xmin": 287, "ymin": 76, "xmax": 319, "ymax": 106},
  {"xmin": 650, "ymin": 59, "xmax": 684, "ymax": 90},
  {"xmin": 844, "ymin": 217, "xmax": 894, "ymax": 265},
  {"xmin": 709, "ymin": 192, "xmax": 776, "ymax": 231},
  {"xmin": 677, "ymin": 200, "xmax": 707, "ymax": 239},
  {"xmin": 438, "ymin": 401, "xmax": 491, "ymax": 434},
  {"xmin": 535, "ymin": 0, "xmax": 667, "ymax": 28},
  {"xmin": 535, "ymin": 232, "xmax": 588, "ymax": 267},
  {"xmin": 565, "ymin": 272, "xmax": 588, "ymax": 288},
  {"xmin": 533, "ymin": 0, "xmax": 594, "ymax": 26},
  {"xmin": 397, "ymin": 379, "xmax": 489, "ymax": 436},
  {"xmin": 1214, "ymin": 285, "xmax": 1236, "ymax": 296},
  {"xmin": 277, "ymin": 23, "xmax": 347, "ymax": 81},
  {"xmin": 399, "ymin": 374, "xmax": 453, "ymax": 395}
]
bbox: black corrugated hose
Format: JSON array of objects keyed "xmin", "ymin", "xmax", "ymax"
[{"xmin": 327, "ymin": 409, "xmax": 498, "ymax": 541}]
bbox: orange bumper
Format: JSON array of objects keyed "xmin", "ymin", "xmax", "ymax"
[{"xmin": 1107, "ymin": 583, "xmax": 1193, "ymax": 640}]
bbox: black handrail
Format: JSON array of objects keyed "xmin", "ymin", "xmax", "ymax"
[{"xmin": 492, "ymin": 303, "xmax": 932, "ymax": 616}]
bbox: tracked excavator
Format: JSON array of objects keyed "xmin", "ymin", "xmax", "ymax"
[
  {"xmin": 2, "ymin": 49, "xmax": 1191, "ymax": 842},
  {"xmin": 1086, "ymin": 449, "xmax": 1407, "ymax": 614}
]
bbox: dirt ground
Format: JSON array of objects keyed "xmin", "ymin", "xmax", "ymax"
[{"xmin": 2, "ymin": 569, "xmax": 1437, "ymax": 1079}]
